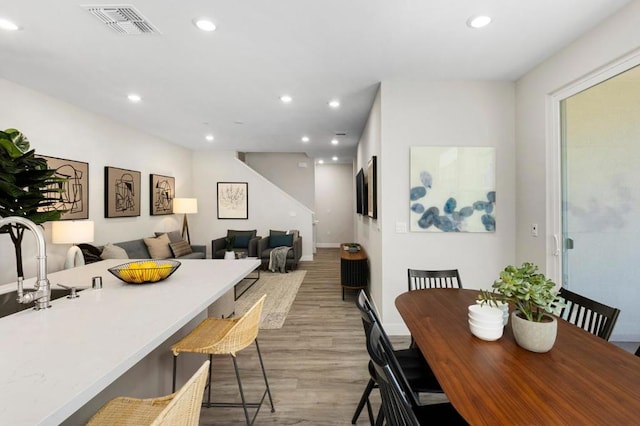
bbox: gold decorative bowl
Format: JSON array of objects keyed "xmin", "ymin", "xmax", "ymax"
[{"xmin": 108, "ymin": 260, "xmax": 181, "ymax": 284}]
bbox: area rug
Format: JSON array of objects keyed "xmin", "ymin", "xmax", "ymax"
[{"xmin": 234, "ymin": 270, "xmax": 306, "ymax": 329}]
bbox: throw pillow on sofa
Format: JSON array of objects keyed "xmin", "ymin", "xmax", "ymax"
[
  {"xmin": 79, "ymin": 243, "xmax": 103, "ymax": 264},
  {"xmin": 269, "ymin": 234, "xmax": 293, "ymax": 248},
  {"xmin": 101, "ymin": 243, "xmax": 129, "ymax": 260},
  {"xmin": 234, "ymin": 235, "xmax": 251, "ymax": 248},
  {"xmin": 144, "ymin": 233, "xmax": 172, "ymax": 259},
  {"xmin": 154, "ymin": 230, "xmax": 183, "ymax": 244},
  {"xmin": 169, "ymin": 240, "xmax": 193, "ymax": 257}
]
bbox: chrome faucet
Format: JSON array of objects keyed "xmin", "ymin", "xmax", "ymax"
[{"xmin": 0, "ymin": 216, "xmax": 50, "ymax": 310}]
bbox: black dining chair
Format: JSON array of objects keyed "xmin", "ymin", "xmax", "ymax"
[
  {"xmin": 407, "ymin": 269, "xmax": 462, "ymax": 292},
  {"xmin": 406, "ymin": 269, "xmax": 462, "ymax": 348},
  {"xmin": 365, "ymin": 321, "xmax": 467, "ymax": 426},
  {"xmin": 558, "ymin": 287, "xmax": 620, "ymax": 341},
  {"xmin": 352, "ymin": 290, "xmax": 443, "ymax": 425}
]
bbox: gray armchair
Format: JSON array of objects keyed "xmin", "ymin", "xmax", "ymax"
[
  {"xmin": 211, "ymin": 230, "xmax": 261, "ymax": 259},
  {"xmin": 257, "ymin": 230, "xmax": 302, "ymax": 271}
]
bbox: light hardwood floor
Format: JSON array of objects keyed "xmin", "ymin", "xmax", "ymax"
[{"xmin": 198, "ymin": 247, "xmax": 380, "ymax": 425}]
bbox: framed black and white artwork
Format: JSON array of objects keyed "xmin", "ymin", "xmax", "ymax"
[
  {"xmin": 39, "ymin": 155, "xmax": 89, "ymax": 220},
  {"xmin": 150, "ymin": 174, "xmax": 175, "ymax": 216},
  {"xmin": 105, "ymin": 166, "xmax": 141, "ymax": 218},
  {"xmin": 217, "ymin": 182, "xmax": 248, "ymax": 219}
]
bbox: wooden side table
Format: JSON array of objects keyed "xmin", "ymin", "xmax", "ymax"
[{"xmin": 340, "ymin": 243, "xmax": 368, "ymax": 300}]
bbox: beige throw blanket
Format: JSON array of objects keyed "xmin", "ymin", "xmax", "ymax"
[{"xmin": 269, "ymin": 246, "xmax": 290, "ymax": 273}]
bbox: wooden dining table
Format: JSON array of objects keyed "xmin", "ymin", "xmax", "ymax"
[{"xmin": 395, "ymin": 289, "xmax": 640, "ymax": 425}]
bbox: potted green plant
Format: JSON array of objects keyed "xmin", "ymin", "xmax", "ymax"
[
  {"xmin": 478, "ymin": 262, "xmax": 565, "ymax": 353},
  {"xmin": 0, "ymin": 128, "xmax": 66, "ymax": 279},
  {"xmin": 224, "ymin": 235, "xmax": 236, "ymax": 259}
]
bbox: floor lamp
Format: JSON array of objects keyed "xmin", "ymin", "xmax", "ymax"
[
  {"xmin": 51, "ymin": 220, "xmax": 95, "ymax": 269},
  {"xmin": 173, "ymin": 198, "xmax": 198, "ymax": 245}
]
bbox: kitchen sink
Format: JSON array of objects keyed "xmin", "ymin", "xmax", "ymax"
[{"xmin": 0, "ymin": 288, "xmax": 84, "ymax": 319}]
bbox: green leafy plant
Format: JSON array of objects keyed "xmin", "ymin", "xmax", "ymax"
[
  {"xmin": 225, "ymin": 235, "xmax": 236, "ymax": 251},
  {"xmin": 478, "ymin": 262, "xmax": 565, "ymax": 322},
  {"xmin": 0, "ymin": 128, "xmax": 67, "ymax": 278}
]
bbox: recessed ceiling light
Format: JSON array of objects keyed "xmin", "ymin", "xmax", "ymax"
[
  {"xmin": 205, "ymin": 134, "xmax": 214, "ymax": 142},
  {"xmin": 329, "ymin": 100, "xmax": 340, "ymax": 108},
  {"xmin": 127, "ymin": 94, "xmax": 142, "ymax": 102},
  {"xmin": 467, "ymin": 15, "xmax": 492, "ymax": 29},
  {"xmin": 193, "ymin": 19, "xmax": 216, "ymax": 32},
  {"xmin": 318, "ymin": 159, "xmax": 324, "ymax": 164},
  {"xmin": 280, "ymin": 95, "xmax": 293, "ymax": 103},
  {"xmin": 332, "ymin": 156, "xmax": 338, "ymax": 161},
  {"xmin": 0, "ymin": 18, "xmax": 20, "ymax": 31},
  {"xmin": 331, "ymin": 138, "xmax": 339, "ymax": 145},
  {"xmin": 301, "ymin": 136, "xmax": 310, "ymax": 143}
]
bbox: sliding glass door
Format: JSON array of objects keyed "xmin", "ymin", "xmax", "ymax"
[{"xmin": 560, "ymin": 65, "xmax": 640, "ymax": 341}]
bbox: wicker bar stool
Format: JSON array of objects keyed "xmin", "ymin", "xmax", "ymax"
[
  {"xmin": 87, "ymin": 360, "xmax": 210, "ymax": 426},
  {"xmin": 171, "ymin": 294, "xmax": 274, "ymax": 426}
]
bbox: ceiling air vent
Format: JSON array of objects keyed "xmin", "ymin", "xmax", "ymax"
[{"xmin": 83, "ymin": 4, "xmax": 160, "ymax": 35}]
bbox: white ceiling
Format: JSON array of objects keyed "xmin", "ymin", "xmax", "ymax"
[{"xmin": 0, "ymin": 0, "xmax": 631, "ymax": 163}]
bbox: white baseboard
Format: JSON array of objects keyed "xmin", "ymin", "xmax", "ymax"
[
  {"xmin": 316, "ymin": 243, "xmax": 341, "ymax": 248},
  {"xmin": 301, "ymin": 255, "xmax": 313, "ymax": 261},
  {"xmin": 383, "ymin": 321, "xmax": 410, "ymax": 336}
]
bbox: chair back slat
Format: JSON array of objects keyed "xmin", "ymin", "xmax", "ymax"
[
  {"xmin": 559, "ymin": 288, "xmax": 620, "ymax": 341},
  {"xmin": 407, "ymin": 269, "xmax": 462, "ymax": 291}
]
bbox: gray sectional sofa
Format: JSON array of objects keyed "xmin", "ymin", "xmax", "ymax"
[
  {"xmin": 112, "ymin": 237, "xmax": 206, "ymax": 259},
  {"xmin": 80, "ymin": 230, "xmax": 206, "ymax": 263}
]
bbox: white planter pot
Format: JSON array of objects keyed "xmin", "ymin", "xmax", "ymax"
[
  {"xmin": 510, "ymin": 311, "xmax": 557, "ymax": 353},
  {"xmin": 224, "ymin": 251, "xmax": 235, "ymax": 260}
]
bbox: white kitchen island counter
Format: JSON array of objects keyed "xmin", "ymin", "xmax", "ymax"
[{"xmin": 0, "ymin": 258, "xmax": 259, "ymax": 425}]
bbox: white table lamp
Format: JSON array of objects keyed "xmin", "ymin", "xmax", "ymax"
[
  {"xmin": 52, "ymin": 220, "xmax": 95, "ymax": 269},
  {"xmin": 173, "ymin": 198, "xmax": 198, "ymax": 244}
]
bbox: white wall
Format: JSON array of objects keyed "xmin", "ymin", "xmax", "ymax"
[
  {"xmin": 356, "ymin": 89, "xmax": 383, "ymax": 311},
  {"xmin": 244, "ymin": 152, "xmax": 316, "ymax": 210},
  {"xmin": 190, "ymin": 151, "xmax": 314, "ymax": 261},
  {"xmin": 0, "ymin": 79, "xmax": 192, "ymax": 285},
  {"xmin": 371, "ymin": 80, "xmax": 516, "ymax": 334},
  {"xmin": 315, "ymin": 163, "xmax": 355, "ymax": 246}
]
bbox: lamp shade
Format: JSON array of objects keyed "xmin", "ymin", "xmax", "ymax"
[
  {"xmin": 173, "ymin": 198, "xmax": 198, "ymax": 214},
  {"xmin": 51, "ymin": 220, "xmax": 94, "ymax": 244}
]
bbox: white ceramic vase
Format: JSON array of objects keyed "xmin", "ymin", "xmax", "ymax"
[
  {"xmin": 510, "ymin": 311, "xmax": 557, "ymax": 353},
  {"xmin": 224, "ymin": 251, "xmax": 235, "ymax": 260}
]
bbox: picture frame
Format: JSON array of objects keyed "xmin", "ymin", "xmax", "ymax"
[
  {"xmin": 104, "ymin": 166, "xmax": 141, "ymax": 218},
  {"xmin": 217, "ymin": 182, "xmax": 248, "ymax": 219},
  {"xmin": 149, "ymin": 174, "xmax": 175, "ymax": 216},
  {"xmin": 355, "ymin": 168, "xmax": 366, "ymax": 215},
  {"xmin": 38, "ymin": 155, "xmax": 89, "ymax": 220},
  {"xmin": 367, "ymin": 156, "xmax": 377, "ymax": 219},
  {"xmin": 409, "ymin": 146, "xmax": 496, "ymax": 232}
]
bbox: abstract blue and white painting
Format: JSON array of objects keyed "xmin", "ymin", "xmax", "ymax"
[{"xmin": 410, "ymin": 147, "xmax": 496, "ymax": 232}]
